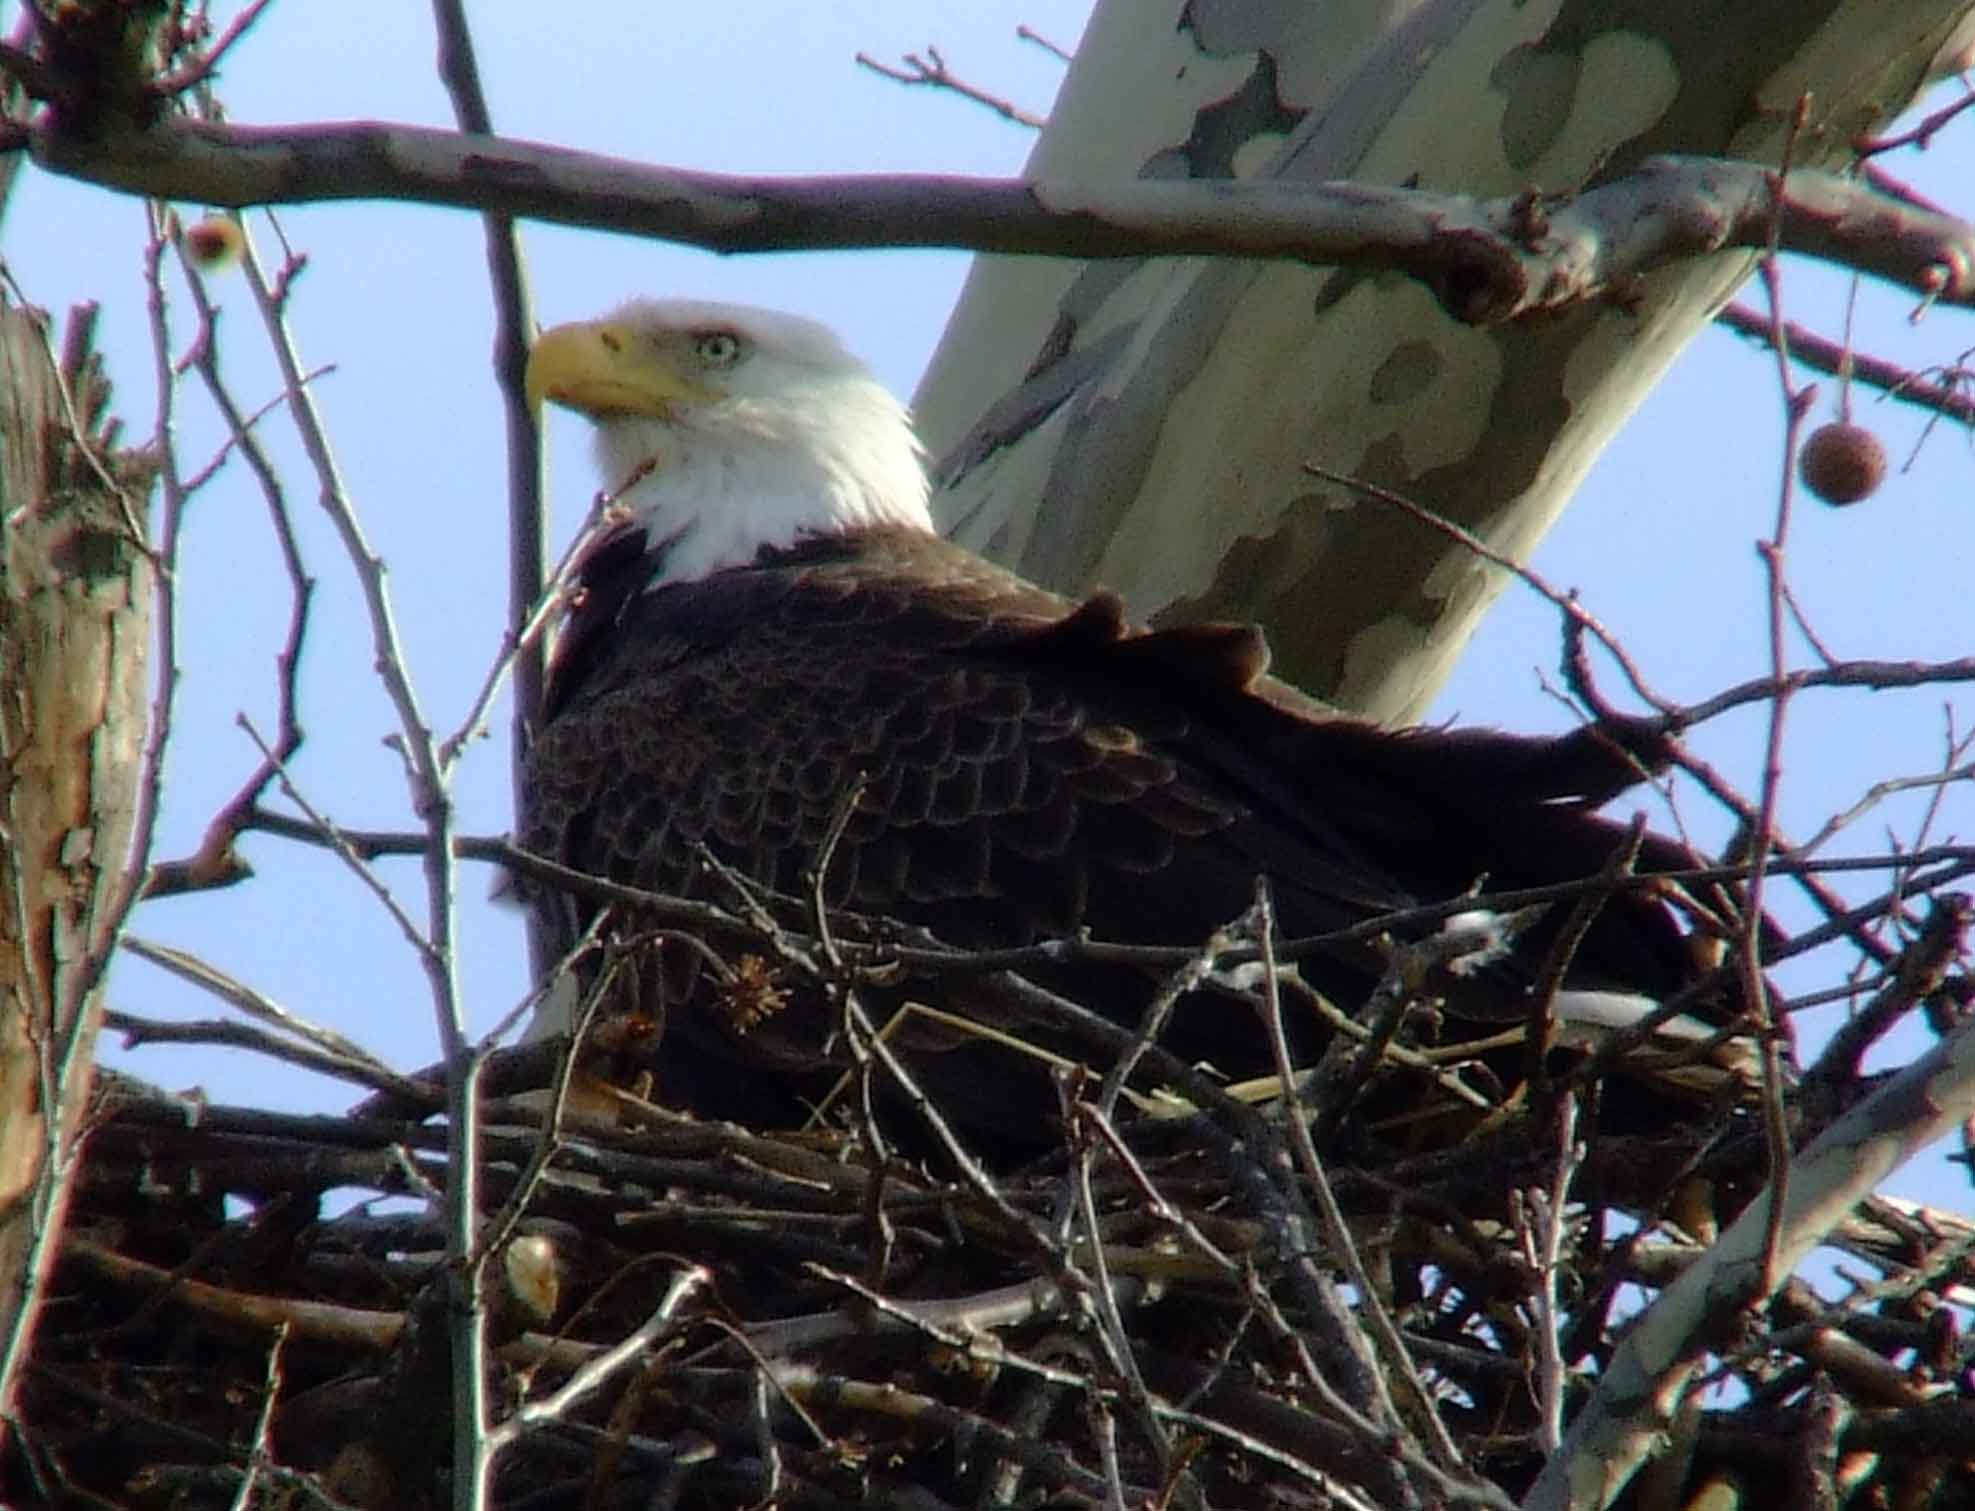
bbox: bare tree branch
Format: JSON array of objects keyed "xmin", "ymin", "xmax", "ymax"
[
  {"xmin": 227, "ymin": 808, "xmax": 1975, "ymax": 985},
  {"xmin": 28, "ymin": 122, "xmax": 1975, "ymax": 321},
  {"xmin": 1015, "ymin": 25, "xmax": 1072, "ymax": 65},
  {"xmin": 856, "ymin": 45, "xmax": 1046, "ymax": 129},
  {"xmin": 483, "ymin": 1264, "xmax": 708, "ymax": 1454},
  {"xmin": 1715, "ymin": 300, "xmax": 1975, "ymax": 424},
  {"xmin": 1527, "ymin": 1011, "xmax": 1975, "ymax": 1510},
  {"xmin": 426, "ymin": 0, "xmax": 546, "ymax": 952}
]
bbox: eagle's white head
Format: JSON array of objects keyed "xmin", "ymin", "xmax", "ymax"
[{"xmin": 527, "ymin": 298, "xmax": 934, "ymax": 583}]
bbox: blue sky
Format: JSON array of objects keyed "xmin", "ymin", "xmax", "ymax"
[{"xmin": 4, "ymin": 2, "xmax": 1970, "ymax": 1212}]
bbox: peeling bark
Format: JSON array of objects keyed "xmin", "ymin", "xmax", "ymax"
[
  {"xmin": 0, "ymin": 301, "xmax": 154, "ymax": 1435},
  {"xmin": 918, "ymin": 0, "xmax": 1975, "ymax": 721}
]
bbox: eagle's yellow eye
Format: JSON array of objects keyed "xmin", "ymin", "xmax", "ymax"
[{"xmin": 693, "ymin": 330, "xmax": 742, "ymax": 366}]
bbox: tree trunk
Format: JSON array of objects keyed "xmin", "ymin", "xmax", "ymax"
[
  {"xmin": 0, "ymin": 300, "xmax": 154, "ymax": 1437},
  {"xmin": 918, "ymin": 0, "xmax": 1975, "ymax": 721}
]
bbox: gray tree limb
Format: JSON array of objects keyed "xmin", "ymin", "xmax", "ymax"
[
  {"xmin": 1525, "ymin": 1011, "xmax": 1975, "ymax": 1509},
  {"xmin": 24, "ymin": 121, "xmax": 1972, "ymax": 321}
]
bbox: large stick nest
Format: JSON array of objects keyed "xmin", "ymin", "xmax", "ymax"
[{"xmin": 13, "ymin": 880, "xmax": 1975, "ymax": 1510}]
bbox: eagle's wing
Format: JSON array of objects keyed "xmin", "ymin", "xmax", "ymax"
[
  {"xmin": 522, "ymin": 529, "xmax": 1712, "ymax": 1128},
  {"xmin": 525, "ymin": 529, "xmax": 1412, "ymax": 949}
]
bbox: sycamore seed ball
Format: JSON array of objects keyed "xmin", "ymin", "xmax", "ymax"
[
  {"xmin": 181, "ymin": 216, "xmax": 244, "ymax": 272},
  {"xmin": 1799, "ymin": 421, "xmax": 1887, "ymax": 507}
]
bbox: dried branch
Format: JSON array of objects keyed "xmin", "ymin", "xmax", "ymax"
[
  {"xmin": 1525, "ymin": 1012, "xmax": 1975, "ymax": 1510},
  {"xmin": 1511, "ymin": 1096, "xmax": 1583, "ymax": 1454},
  {"xmin": 228, "ymin": 809, "xmax": 1975, "ymax": 991},
  {"xmin": 426, "ymin": 0, "xmax": 546, "ymax": 981},
  {"xmin": 71, "ymin": 1237, "xmax": 406, "ymax": 1353},
  {"xmin": 436, "ymin": 494, "xmax": 611, "ymax": 766},
  {"xmin": 1804, "ymin": 893, "xmax": 1972, "ymax": 1088},
  {"xmin": 1714, "ymin": 301, "xmax": 1975, "ymax": 425},
  {"xmin": 1855, "ymin": 81, "xmax": 1975, "ymax": 155},
  {"xmin": 1015, "ymin": 25, "xmax": 1072, "ymax": 65},
  {"xmin": 1305, "ymin": 461, "xmax": 1674, "ymax": 715},
  {"xmin": 235, "ymin": 716, "xmax": 431, "ymax": 961},
  {"xmin": 485, "ymin": 1263, "xmax": 707, "ymax": 1453},
  {"xmin": 231, "ymin": 200, "xmax": 488, "ymax": 1509},
  {"xmin": 149, "ymin": 0, "xmax": 279, "ymax": 98},
  {"xmin": 1312, "ymin": 460, "xmax": 1972, "ymax": 978},
  {"xmin": 1676, "ymin": 655, "xmax": 1975, "ymax": 727},
  {"xmin": 135, "ymin": 214, "xmax": 318, "ymax": 902},
  {"xmin": 102, "ymin": 1007, "xmax": 440, "ymax": 1103},
  {"xmin": 856, "ymin": 45, "xmax": 1046, "ymax": 129},
  {"xmin": 1746, "ymin": 138, "xmax": 1823, "ymax": 1287},
  {"xmin": 228, "ymin": 1327, "xmax": 285, "ymax": 1506},
  {"xmin": 1253, "ymin": 884, "xmax": 1465, "ymax": 1474},
  {"xmin": 28, "ymin": 122, "xmax": 1975, "ymax": 323},
  {"xmin": 118, "ymin": 933, "xmax": 404, "ymax": 1077}
]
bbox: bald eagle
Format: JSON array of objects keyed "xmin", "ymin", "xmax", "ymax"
[{"xmin": 521, "ymin": 299, "xmax": 1754, "ymax": 1147}]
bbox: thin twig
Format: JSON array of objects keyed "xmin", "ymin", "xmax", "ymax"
[
  {"xmin": 855, "ymin": 45, "xmax": 1046, "ymax": 129},
  {"xmin": 1854, "ymin": 82, "xmax": 1975, "ymax": 155},
  {"xmin": 1512, "ymin": 1096, "xmax": 1582, "ymax": 1454},
  {"xmin": 1714, "ymin": 301, "xmax": 1975, "ymax": 424},
  {"xmin": 225, "ymin": 1321, "xmax": 289, "ymax": 1511},
  {"xmin": 1305, "ymin": 462, "xmax": 1674, "ymax": 715},
  {"xmin": 1015, "ymin": 25, "xmax": 1072, "ymax": 65},
  {"xmin": 102, "ymin": 1007, "xmax": 440, "ymax": 1103},
  {"xmin": 437, "ymin": 498, "xmax": 619, "ymax": 766},
  {"xmin": 119, "ymin": 933, "xmax": 399, "ymax": 1072},
  {"xmin": 1066, "ymin": 1084, "xmax": 1176, "ymax": 1487},
  {"xmin": 476, "ymin": 927, "xmax": 618, "ymax": 1262},
  {"xmin": 153, "ymin": 216, "xmax": 317, "ymax": 894},
  {"xmin": 1252, "ymin": 882, "xmax": 1465, "ymax": 1474},
  {"xmin": 238, "ymin": 811, "xmax": 1975, "ymax": 981},
  {"xmin": 151, "ymin": 0, "xmax": 279, "ymax": 97},
  {"xmin": 485, "ymin": 1264, "xmax": 709, "ymax": 1452},
  {"xmin": 425, "ymin": 0, "xmax": 545, "ymax": 1012},
  {"xmin": 237, "ymin": 714, "xmax": 433, "ymax": 962},
  {"xmin": 1746, "ymin": 114, "xmax": 1813, "ymax": 1288},
  {"xmin": 1804, "ymin": 893, "xmax": 1971, "ymax": 1088},
  {"xmin": 236, "ymin": 201, "xmax": 485, "ymax": 1505}
]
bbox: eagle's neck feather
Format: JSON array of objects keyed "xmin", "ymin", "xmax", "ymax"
[{"xmin": 599, "ymin": 369, "xmax": 934, "ymax": 585}]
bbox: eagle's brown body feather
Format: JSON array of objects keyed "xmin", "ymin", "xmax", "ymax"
[{"xmin": 524, "ymin": 525, "xmax": 1714, "ymax": 1140}]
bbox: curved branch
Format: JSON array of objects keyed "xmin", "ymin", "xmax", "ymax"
[
  {"xmin": 29, "ymin": 118, "xmax": 1975, "ymax": 322},
  {"xmin": 1525, "ymin": 1013, "xmax": 1975, "ymax": 1510},
  {"xmin": 1714, "ymin": 301, "xmax": 1975, "ymax": 424}
]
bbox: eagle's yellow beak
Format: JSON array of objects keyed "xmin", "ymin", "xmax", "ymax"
[{"xmin": 526, "ymin": 320, "xmax": 703, "ymax": 419}]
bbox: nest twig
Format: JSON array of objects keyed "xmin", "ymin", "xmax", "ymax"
[{"xmin": 10, "ymin": 870, "xmax": 1972, "ymax": 1509}]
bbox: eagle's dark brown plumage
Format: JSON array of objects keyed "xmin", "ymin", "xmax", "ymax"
[{"xmin": 521, "ymin": 300, "xmax": 1756, "ymax": 1147}]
